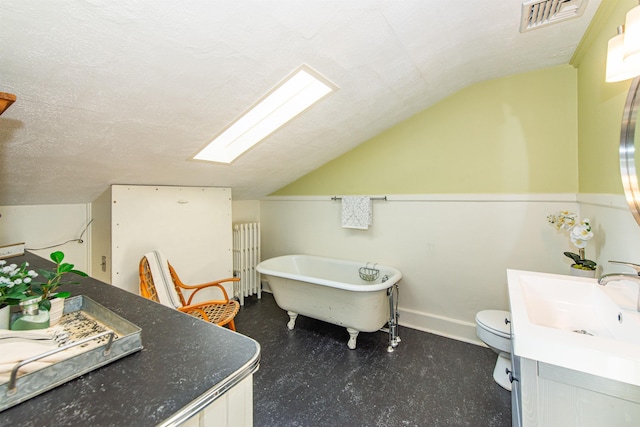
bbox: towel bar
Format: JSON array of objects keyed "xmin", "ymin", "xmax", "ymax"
[{"xmin": 331, "ymin": 196, "xmax": 387, "ymax": 201}]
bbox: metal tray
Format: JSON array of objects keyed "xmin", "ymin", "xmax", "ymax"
[{"xmin": 0, "ymin": 295, "xmax": 143, "ymax": 412}]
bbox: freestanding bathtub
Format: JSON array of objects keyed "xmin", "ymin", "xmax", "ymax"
[{"xmin": 256, "ymin": 254, "xmax": 402, "ymax": 351}]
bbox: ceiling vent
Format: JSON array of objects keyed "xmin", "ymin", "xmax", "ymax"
[{"xmin": 520, "ymin": 0, "xmax": 588, "ymax": 32}]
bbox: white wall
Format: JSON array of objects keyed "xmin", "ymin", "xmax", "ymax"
[
  {"xmin": 259, "ymin": 194, "xmax": 585, "ymax": 345},
  {"xmin": 4, "ymin": 193, "xmax": 638, "ymax": 347},
  {"xmin": 0, "ymin": 204, "xmax": 91, "ymax": 272},
  {"xmin": 232, "ymin": 200, "xmax": 260, "ymax": 225},
  {"xmin": 579, "ymin": 194, "xmax": 640, "ymax": 275}
]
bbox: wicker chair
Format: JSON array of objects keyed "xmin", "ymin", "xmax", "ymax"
[{"xmin": 139, "ymin": 251, "xmax": 240, "ymax": 331}]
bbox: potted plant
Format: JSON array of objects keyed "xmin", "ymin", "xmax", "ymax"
[
  {"xmin": 29, "ymin": 251, "xmax": 88, "ymax": 324},
  {"xmin": 0, "ymin": 260, "xmax": 37, "ymax": 328},
  {"xmin": 547, "ymin": 210, "xmax": 596, "ymax": 277}
]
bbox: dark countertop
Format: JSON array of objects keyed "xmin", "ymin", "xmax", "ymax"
[{"xmin": 0, "ymin": 252, "xmax": 260, "ymax": 426}]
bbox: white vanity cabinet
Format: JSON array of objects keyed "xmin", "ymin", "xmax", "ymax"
[
  {"xmin": 513, "ymin": 355, "xmax": 640, "ymax": 426},
  {"xmin": 507, "ymin": 269, "xmax": 640, "ymax": 426},
  {"xmin": 179, "ymin": 375, "xmax": 254, "ymax": 427},
  {"xmin": 510, "ymin": 354, "xmax": 522, "ymax": 427}
]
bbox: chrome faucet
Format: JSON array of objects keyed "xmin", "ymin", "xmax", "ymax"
[{"xmin": 598, "ymin": 261, "xmax": 640, "ymax": 312}]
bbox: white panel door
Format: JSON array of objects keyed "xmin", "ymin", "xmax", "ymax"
[{"xmin": 111, "ymin": 185, "xmax": 232, "ymax": 299}]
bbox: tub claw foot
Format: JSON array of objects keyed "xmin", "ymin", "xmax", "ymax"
[
  {"xmin": 387, "ymin": 336, "xmax": 401, "ymax": 353},
  {"xmin": 286, "ymin": 311, "xmax": 298, "ymax": 330},
  {"xmin": 346, "ymin": 328, "xmax": 359, "ymax": 350}
]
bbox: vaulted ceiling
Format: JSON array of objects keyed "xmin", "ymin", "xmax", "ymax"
[{"xmin": 0, "ymin": 0, "xmax": 601, "ymax": 205}]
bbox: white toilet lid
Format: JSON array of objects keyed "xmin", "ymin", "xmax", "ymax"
[{"xmin": 476, "ymin": 310, "xmax": 511, "ymax": 338}]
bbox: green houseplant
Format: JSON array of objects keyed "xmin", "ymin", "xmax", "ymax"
[
  {"xmin": 0, "ymin": 260, "xmax": 37, "ymax": 306},
  {"xmin": 547, "ymin": 210, "xmax": 596, "ymax": 274},
  {"xmin": 30, "ymin": 251, "xmax": 88, "ymax": 311},
  {"xmin": 0, "ymin": 260, "xmax": 37, "ymax": 328}
]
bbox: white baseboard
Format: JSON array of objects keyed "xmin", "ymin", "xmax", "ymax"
[
  {"xmin": 261, "ymin": 280, "xmax": 486, "ymax": 347},
  {"xmin": 261, "ymin": 280, "xmax": 271, "ymax": 293},
  {"xmin": 398, "ymin": 307, "xmax": 486, "ymax": 347}
]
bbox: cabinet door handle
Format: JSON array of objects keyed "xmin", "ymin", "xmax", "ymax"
[
  {"xmin": 506, "ymin": 368, "xmax": 518, "ymax": 383},
  {"xmin": 505, "ymin": 318, "xmax": 511, "ymax": 325}
]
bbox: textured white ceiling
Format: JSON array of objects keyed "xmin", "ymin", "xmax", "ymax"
[{"xmin": 0, "ymin": 0, "xmax": 601, "ymax": 205}]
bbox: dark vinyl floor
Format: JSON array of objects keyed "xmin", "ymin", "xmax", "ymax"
[{"xmin": 234, "ymin": 293, "xmax": 511, "ymax": 427}]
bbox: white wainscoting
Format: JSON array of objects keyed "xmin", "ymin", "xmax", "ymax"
[
  {"xmin": 5, "ymin": 193, "xmax": 640, "ymax": 346},
  {"xmin": 259, "ymin": 194, "xmax": 630, "ymax": 345},
  {"xmin": 578, "ymin": 193, "xmax": 640, "ymax": 274}
]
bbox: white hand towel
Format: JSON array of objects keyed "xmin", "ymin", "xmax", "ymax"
[
  {"xmin": 341, "ymin": 196, "xmax": 372, "ymax": 230},
  {"xmin": 0, "ymin": 326, "xmax": 112, "ymax": 384},
  {"xmin": 0, "ymin": 325, "xmax": 69, "ymax": 366},
  {"xmin": 0, "ymin": 339, "xmax": 59, "ymax": 365},
  {"xmin": 0, "ymin": 329, "xmax": 58, "ymax": 341}
]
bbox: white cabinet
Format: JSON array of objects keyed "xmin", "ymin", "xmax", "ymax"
[
  {"xmin": 179, "ymin": 375, "xmax": 253, "ymax": 427},
  {"xmin": 510, "ymin": 355, "xmax": 522, "ymax": 427},
  {"xmin": 513, "ymin": 355, "xmax": 640, "ymax": 426},
  {"xmin": 91, "ymin": 185, "xmax": 233, "ymax": 298}
]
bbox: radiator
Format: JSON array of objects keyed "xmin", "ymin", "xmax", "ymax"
[{"xmin": 233, "ymin": 222, "xmax": 261, "ymax": 306}]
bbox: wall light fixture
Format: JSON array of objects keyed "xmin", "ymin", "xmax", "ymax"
[{"xmin": 607, "ymin": 3, "xmax": 640, "ymax": 82}]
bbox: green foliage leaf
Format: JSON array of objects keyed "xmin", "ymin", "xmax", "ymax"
[
  {"xmin": 59, "ymin": 263, "xmax": 74, "ymax": 273},
  {"xmin": 39, "ymin": 269, "xmax": 56, "ymax": 280},
  {"xmin": 564, "ymin": 251, "xmax": 596, "ymax": 270},
  {"xmin": 6, "ymin": 283, "xmax": 29, "ymax": 298},
  {"xmin": 563, "ymin": 252, "xmax": 581, "ymax": 263},
  {"xmin": 53, "ymin": 291, "xmax": 71, "ymax": 299},
  {"xmin": 50, "ymin": 251, "xmax": 64, "ymax": 264},
  {"xmin": 70, "ymin": 269, "xmax": 88, "ymax": 277},
  {"xmin": 30, "ymin": 284, "xmax": 44, "ymax": 295},
  {"xmin": 578, "ymin": 259, "xmax": 597, "ymax": 269},
  {"xmin": 39, "ymin": 298, "xmax": 51, "ymax": 311}
]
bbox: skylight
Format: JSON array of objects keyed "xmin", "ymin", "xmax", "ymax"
[{"xmin": 193, "ymin": 65, "xmax": 336, "ymax": 164}]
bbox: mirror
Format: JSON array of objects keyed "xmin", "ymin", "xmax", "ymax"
[{"xmin": 620, "ymin": 76, "xmax": 640, "ymax": 226}]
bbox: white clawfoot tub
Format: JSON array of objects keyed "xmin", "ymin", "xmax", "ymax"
[{"xmin": 256, "ymin": 254, "xmax": 402, "ymax": 351}]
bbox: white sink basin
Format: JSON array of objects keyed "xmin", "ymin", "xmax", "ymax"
[{"xmin": 508, "ymin": 269, "xmax": 640, "ymax": 386}]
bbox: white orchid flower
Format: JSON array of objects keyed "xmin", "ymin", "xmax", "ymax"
[{"xmin": 570, "ymin": 223, "xmax": 593, "ymax": 240}]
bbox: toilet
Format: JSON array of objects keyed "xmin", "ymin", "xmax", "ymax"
[{"xmin": 475, "ymin": 310, "xmax": 512, "ymax": 391}]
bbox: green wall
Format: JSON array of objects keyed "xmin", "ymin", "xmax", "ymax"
[
  {"xmin": 575, "ymin": 0, "xmax": 634, "ymax": 194},
  {"xmin": 274, "ymin": 0, "xmax": 638, "ymax": 198},
  {"xmin": 274, "ymin": 65, "xmax": 579, "ymax": 196}
]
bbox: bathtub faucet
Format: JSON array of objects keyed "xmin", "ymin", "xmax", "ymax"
[
  {"xmin": 598, "ymin": 260, "xmax": 640, "ymax": 312},
  {"xmin": 382, "ymin": 275, "xmax": 389, "ymax": 283}
]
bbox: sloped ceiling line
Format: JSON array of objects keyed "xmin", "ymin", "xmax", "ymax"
[{"xmin": 0, "ymin": 0, "xmax": 601, "ymax": 205}]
